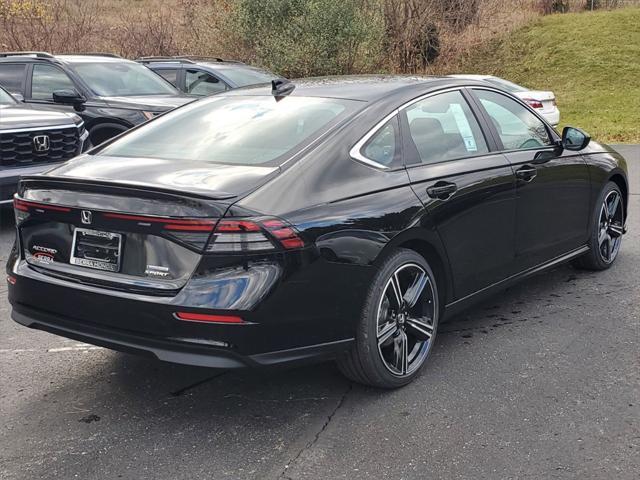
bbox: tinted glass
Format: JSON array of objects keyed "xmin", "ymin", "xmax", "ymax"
[
  {"xmin": 405, "ymin": 90, "xmax": 488, "ymax": 164},
  {"xmin": 70, "ymin": 62, "xmax": 179, "ymax": 96},
  {"xmin": 218, "ymin": 66, "xmax": 278, "ymax": 87},
  {"xmin": 362, "ymin": 117, "xmax": 399, "ymax": 167},
  {"xmin": 155, "ymin": 68, "xmax": 179, "ymax": 86},
  {"xmin": 31, "ymin": 64, "xmax": 75, "ymax": 100},
  {"xmin": 98, "ymin": 95, "xmax": 359, "ymax": 166},
  {"xmin": 185, "ymin": 69, "xmax": 227, "ymax": 95},
  {"xmin": 474, "ymin": 89, "xmax": 551, "ymax": 150},
  {"xmin": 0, "ymin": 86, "xmax": 17, "ymax": 105},
  {"xmin": 0, "ymin": 63, "xmax": 26, "ymax": 94}
]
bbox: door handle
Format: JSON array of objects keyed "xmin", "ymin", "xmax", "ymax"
[
  {"xmin": 516, "ymin": 165, "xmax": 537, "ymax": 182},
  {"xmin": 426, "ymin": 181, "xmax": 457, "ymax": 200}
]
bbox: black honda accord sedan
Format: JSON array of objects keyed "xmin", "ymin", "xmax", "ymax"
[{"xmin": 6, "ymin": 76, "xmax": 628, "ymax": 388}]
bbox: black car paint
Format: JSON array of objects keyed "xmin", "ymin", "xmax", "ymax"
[
  {"xmin": 6, "ymin": 77, "xmax": 629, "ymax": 369},
  {"xmin": 0, "ymin": 55, "xmax": 192, "ymax": 144}
]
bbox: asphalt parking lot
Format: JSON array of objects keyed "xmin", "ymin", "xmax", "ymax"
[{"xmin": 0, "ymin": 145, "xmax": 638, "ymax": 480}]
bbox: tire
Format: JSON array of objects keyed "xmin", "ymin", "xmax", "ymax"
[
  {"xmin": 337, "ymin": 248, "xmax": 439, "ymax": 388},
  {"xmin": 574, "ymin": 181, "xmax": 625, "ymax": 271}
]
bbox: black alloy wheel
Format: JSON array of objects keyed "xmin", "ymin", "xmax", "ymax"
[{"xmin": 337, "ymin": 249, "xmax": 439, "ymax": 388}]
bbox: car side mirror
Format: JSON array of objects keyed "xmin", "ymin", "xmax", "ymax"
[
  {"xmin": 12, "ymin": 92, "xmax": 24, "ymax": 102},
  {"xmin": 562, "ymin": 126, "xmax": 590, "ymax": 151},
  {"xmin": 53, "ymin": 89, "xmax": 86, "ymax": 107}
]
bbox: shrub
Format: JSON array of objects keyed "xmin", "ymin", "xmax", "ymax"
[{"xmin": 229, "ymin": 0, "xmax": 385, "ymax": 77}]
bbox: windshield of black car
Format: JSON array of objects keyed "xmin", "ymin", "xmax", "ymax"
[
  {"xmin": 97, "ymin": 95, "xmax": 360, "ymax": 166},
  {"xmin": 70, "ymin": 62, "xmax": 179, "ymax": 96},
  {"xmin": 0, "ymin": 87, "xmax": 17, "ymax": 105},
  {"xmin": 219, "ymin": 66, "xmax": 279, "ymax": 87}
]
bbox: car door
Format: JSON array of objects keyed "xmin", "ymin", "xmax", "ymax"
[
  {"xmin": 470, "ymin": 88, "xmax": 592, "ymax": 270},
  {"xmin": 401, "ymin": 89, "xmax": 517, "ymax": 300},
  {"xmin": 26, "ymin": 63, "xmax": 79, "ymax": 117}
]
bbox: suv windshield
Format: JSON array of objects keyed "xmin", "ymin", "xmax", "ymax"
[
  {"xmin": 220, "ymin": 66, "xmax": 279, "ymax": 87},
  {"xmin": 70, "ymin": 62, "xmax": 179, "ymax": 96},
  {"xmin": 98, "ymin": 95, "xmax": 360, "ymax": 166},
  {"xmin": 0, "ymin": 87, "xmax": 17, "ymax": 105},
  {"xmin": 484, "ymin": 77, "xmax": 528, "ymax": 93}
]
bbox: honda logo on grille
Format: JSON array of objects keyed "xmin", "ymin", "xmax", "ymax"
[
  {"xmin": 81, "ymin": 210, "xmax": 92, "ymax": 225},
  {"xmin": 33, "ymin": 135, "xmax": 50, "ymax": 152}
]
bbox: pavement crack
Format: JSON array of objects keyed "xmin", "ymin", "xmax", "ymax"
[
  {"xmin": 170, "ymin": 371, "xmax": 227, "ymax": 397},
  {"xmin": 278, "ymin": 382, "xmax": 353, "ymax": 479}
]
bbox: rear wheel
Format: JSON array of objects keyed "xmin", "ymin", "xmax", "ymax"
[
  {"xmin": 574, "ymin": 181, "xmax": 625, "ymax": 270},
  {"xmin": 337, "ymin": 249, "xmax": 439, "ymax": 388}
]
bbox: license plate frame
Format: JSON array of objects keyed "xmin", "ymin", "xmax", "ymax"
[{"xmin": 70, "ymin": 227, "xmax": 123, "ymax": 273}]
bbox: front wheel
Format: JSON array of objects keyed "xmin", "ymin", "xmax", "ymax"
[
  {"xmin": 337, "ymin": 249, "xmax": 439, "ymax": 388},
  {"xmin": 574, "ymin": 181, "xmax": 625, "ymax": 270}
]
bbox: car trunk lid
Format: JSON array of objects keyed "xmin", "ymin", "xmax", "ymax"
[{"xmin": 15, "ymin": 178, "xmax": 236, "ymax": 295}]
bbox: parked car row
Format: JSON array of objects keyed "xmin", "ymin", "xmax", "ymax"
[{"xmin": 0, "ymin": 51, "xmax": 279, "ymax": 203}]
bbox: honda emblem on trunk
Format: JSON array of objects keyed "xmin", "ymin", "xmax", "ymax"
[
  {"xmin": 32, "ymin": 135, "xmax": 50, "ymax": 152},
  {"xmin": 81, "ymin": 210, "xmax": 92, "ymax": 225}
]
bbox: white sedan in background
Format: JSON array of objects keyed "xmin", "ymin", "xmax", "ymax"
[{"xmin": 451, "ymin": 74, "xmax": 560, "ymax": 127}]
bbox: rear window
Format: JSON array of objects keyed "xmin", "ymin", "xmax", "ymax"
[{"xmin": 97, "ymin": 95, "xmax": 360, "ymax": 166}]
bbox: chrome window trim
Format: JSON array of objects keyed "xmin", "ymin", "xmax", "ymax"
[
  {"xmin": 349, "ymin": 109, "xmax": 399, "ymax": 170},
  {"xmin": 349, "ymin": 86, "xmax": 464, "ymax": 171},
  {"xmin": 349, "ymin": 84, "xmax": 559, "ymax": 171},
  {"xmin": 467, "ymin": 85, "xmax": 557, "ymax": 141}
]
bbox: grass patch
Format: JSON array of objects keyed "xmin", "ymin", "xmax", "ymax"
[{"xmin": 451, "ymin": 8, "xmax": 640, "ymax": 143}]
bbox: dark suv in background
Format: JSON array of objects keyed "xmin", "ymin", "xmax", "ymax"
[
  {"xmin": 0, "ymin": 52, "xmax": 192, "ymax": 145},
  {"xmin": 137, "ymin": 56, "xmax": 279, "ymax": 96},
  {"xmin": 0, "ymin": 85, "xmax": 88, "ymax": 204}
]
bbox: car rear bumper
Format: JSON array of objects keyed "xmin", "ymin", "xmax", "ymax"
[
  {"xmin": 7, "ymin": 245, "xmax": 369, "ymax": 368},
  {"xmin": 11, "ymin": 304, "xmax": 353, "ymax": 369},
  {"xmin": 541, "ymin": 108, "xmax": 560, "ymax": 127}
]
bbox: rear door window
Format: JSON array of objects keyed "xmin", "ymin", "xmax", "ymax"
[
  {"xmin": 185, "ymin": 69, "xmax": 228, "ymax": 95},
  {"xmin": 0, "ymin": 63, "xmax": 27, "ymax": 95},
  {"xmin": 31, "ymin": 64, "xmax": 76, "ymax": 101},
  {"xmin": 403, "ymin": 90, "xmax": 489, "ymax": 165}
]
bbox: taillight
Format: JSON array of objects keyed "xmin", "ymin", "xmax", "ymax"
[
  {"xmin": 206, "ymin": 217, "xmax": 305, "ymax": 253},
  {"xmin": 523, "ymin": 98, "xmax": 544, "ymax": 109},
  {"xmin": 13, "ymin": 197, "xmax": 73, "ymax": 224}
]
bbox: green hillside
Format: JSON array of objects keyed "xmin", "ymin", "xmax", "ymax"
[{"xmin": 453, "ymin": 8, "xmax": 640, "ymax": 143}]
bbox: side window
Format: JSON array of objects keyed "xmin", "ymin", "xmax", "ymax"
[
  {"xmin": 361, "ymin": 117, "xmax": 400, "ymax": 167},
  {"xmin": 473, "ymin": 89, "xmax": 551, "ymax": 150},
  {"xmin": 404, "ymin": 90, "xmax": 488, "ymax": 165},
  {"xmin": 31, "ymin": 64, "xmax": 75, "ymax": 101},
  {"xmin": 0, "ymin": 64, "xmax": 26, "ymax": 94},
  {"xmin": 185, "ymin": 69, "xmax": 228, "ymax": 96},
  {"xmin": 155, "ymin": 68, "xmax": 179, "ymax": 87}
]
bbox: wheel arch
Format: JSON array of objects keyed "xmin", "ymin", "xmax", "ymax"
[
  {"xmin": 608, "ymin": 173, "xmax": 629, "ymax": 221},
  {"xmin": 375, "ymin": 229, "xmax": 454, "ymax": 308},
  {"xmin": 88, "ymin": 120, "xmax": 132, "ymax": 145}
]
